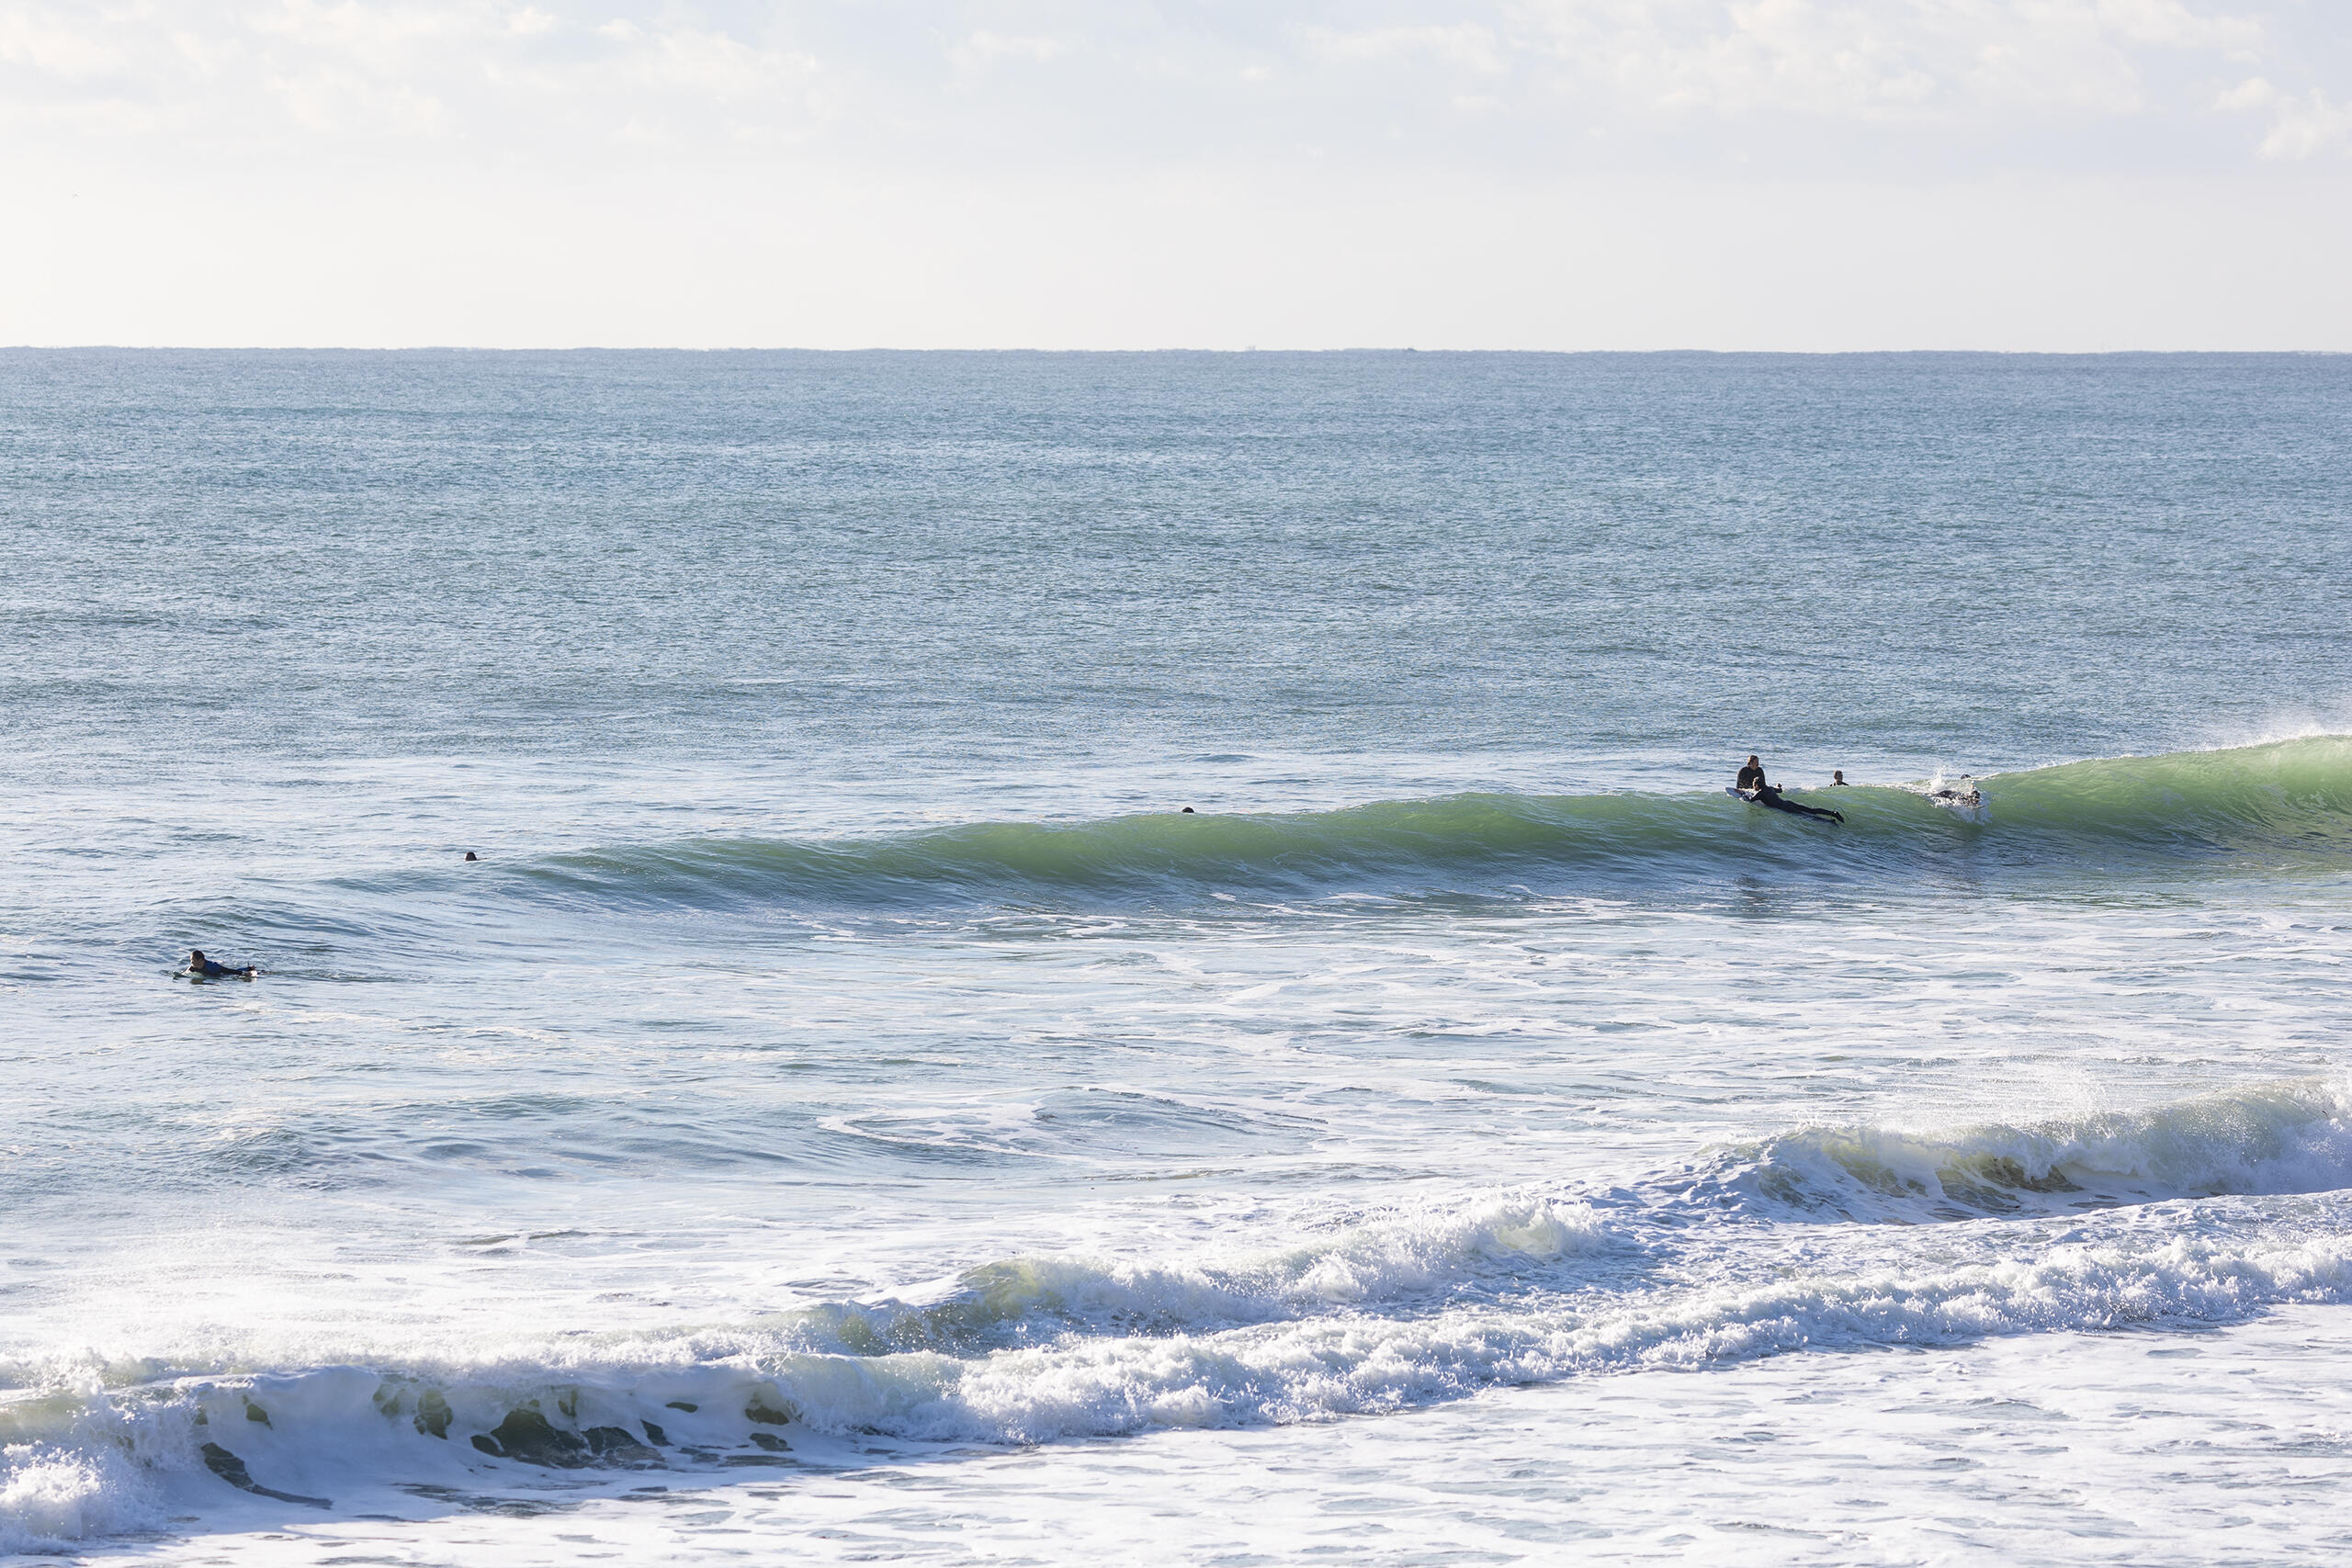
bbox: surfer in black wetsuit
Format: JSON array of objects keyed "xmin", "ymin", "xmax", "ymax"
[
  {"xmin": 186, "ymin": 948, "xmax": 257, "ymax": 979},
  {"xmin": 1733, "ymin": 757, "xmax": 1844, "ymax": 823}
]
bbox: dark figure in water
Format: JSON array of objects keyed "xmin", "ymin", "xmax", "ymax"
[
  {"xmin": 1831, "ymin": 771, "xmax": 1849, "ymax": 786},
  {"xmin": 187, "ymin": 948, "xmax": 257, "ymax": 979},
  {"xmin": 1754, "ymin": 785, "xmax": 1844, "ymax": 823},
  {"xmin": 1734, "ymin": 757, "xmax": 1844, "ymax": 823}
]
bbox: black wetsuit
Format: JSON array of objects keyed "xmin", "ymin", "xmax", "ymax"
[
  {"xmin": 1751, "ymin": 785, "xmax": 1841, "ymax": 822},
  {"xmin": 189, "ymin": 955, "xmax": 253, "ymax": 978},
  {"xmin": 1734, "ymin": 765, "xmax": 1844, "ymax": 823},
  {"xmin": 1749, "ymin": 789, "xmax": 1834, "ymax": 827}
]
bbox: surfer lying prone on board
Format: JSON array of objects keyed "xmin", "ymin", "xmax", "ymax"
[
  {"xmin": 185, "ymin": 948, "xmax": 258, "ymax": 980},
  {"xmin": 1729, "ymin": 755, "xmax": 1845, "ymax": 823}
]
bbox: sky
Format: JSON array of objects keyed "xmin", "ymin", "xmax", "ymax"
[{"xmin": 3, "ymin": 0, "xmax": 2349, "ymax": 347}]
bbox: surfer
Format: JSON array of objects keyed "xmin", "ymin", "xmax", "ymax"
[
  {"xmin": 1831, "ymin": 771, "xmax": 1849, "ymax": 786},
  {"xmin": 185, "ymin": 948, "xmax": 257, "ymax": 980},
  {"xmin": 1758, "ymin": 786, "xmax": 1844, "ymax": 822},
  {"xmin": 1731, "ymin": 756, "xmax": 1845, "ymax": 823},
  {"xmin": 1756, "ymin": 785, "xmax": 1842, "ymax": 822}
]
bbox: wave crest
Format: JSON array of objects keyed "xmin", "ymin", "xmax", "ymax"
[
  {"xmin": 497, "ymin": 737, "xmax": 2352, "ymax": 910},
  {"xmin": 1703, "ymin": 1077, "xmax": 2352, "ymax": 1222}
]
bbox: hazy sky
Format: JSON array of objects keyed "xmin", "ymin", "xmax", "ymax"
[{"xmin": 5, "ymin": 0, "xmax": 2348, "ymax": 346}]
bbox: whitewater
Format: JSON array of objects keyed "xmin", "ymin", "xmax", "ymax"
[{"xmin": 5, "ymin": 349, "xmax": 2352, "ymax": 1563}]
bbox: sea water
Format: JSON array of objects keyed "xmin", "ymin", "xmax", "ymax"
[{"xmin": 3, "ymin": 349, "xmax": 2350, "ymax": 1563}]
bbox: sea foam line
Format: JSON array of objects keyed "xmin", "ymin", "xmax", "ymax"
[{"xmin": 5, "ymin": 1218, "xmax": 2346, "ymax": 1538}]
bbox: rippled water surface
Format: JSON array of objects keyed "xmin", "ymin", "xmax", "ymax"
[{"xmin": 4, "ymin": 350, "xmax": 2351, "ymax": 1562}]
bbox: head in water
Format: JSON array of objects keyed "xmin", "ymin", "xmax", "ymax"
[
  {"xmin": 1832, "ymin": 770, "xmax": 1846, "ymax": 784},
  {"xmin": 188, "ymin": 949, "xmax": 205, "ymax": 964},
  {"xmin": 1747, "ymin": 754, "xmax": 1760, "ymax": 766}
]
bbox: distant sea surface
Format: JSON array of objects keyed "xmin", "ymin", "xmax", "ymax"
[{"xmin": 6, "ymin": 350, "xmax": 2352, "ymax": 1563}]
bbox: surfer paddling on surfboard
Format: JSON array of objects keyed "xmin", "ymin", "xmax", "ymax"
[
  {"xmin": 184, "ymin": 948, "xmax": 258, "ymax": 980},
  {"xmin": 1728, "ymin": 755, "xmax": 1844, "ymax": 823}
]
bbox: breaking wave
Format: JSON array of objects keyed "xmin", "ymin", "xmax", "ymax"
[
  {"xmin": 1696, "ymin": 1077, "xmax": 2352, "ymax": 1222},
  {"xmin": 6, "ymin": 1227, "xmax": 2346, "ymax": 1533},
  {"xmin": 8, "ymin": 1085, "xmax": 2352, "ymax": 1540},
  {"xmin": 491, "ymin": 738, "xmax": 2352, "ymax": 911}
]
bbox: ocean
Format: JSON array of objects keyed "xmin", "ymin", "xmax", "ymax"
[{"xmin": 4, "ymin": 348, "xmax": 2351, "ymax": 1564}]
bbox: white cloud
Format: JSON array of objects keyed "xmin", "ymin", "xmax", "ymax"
[
  {"xmin": 2256, "ymin": 89, "xmax": 2352, "ymax": 159},
  {"xmin": 2090, "ymin": 0, "xmax": 2260, "ymax": 51},
  {"xmin": 951, "ymin": 32, "xmax": 1077, "ymax": 72},
  {"xmin": 0, "ymin": 0, "xmax": 2346, "ymax": 345},
  {"xmin": 0, "ymin": 0, "xmax": 825, "ymax": 143},
  {"xmin": 2217, "ymin": 75, "xmax": 2352, "ymax": 160},
  {"xmin": 2213, "ymin": 74, "xmax": 2274, "ymax": 113},
  {"xmin": 1505, "ymin": 0, "xmax": 2271, "ymax": 121},
  {"xmin": 1308, "ymin": 24, "xmax": 1510, "ymax": 76},
  {"xmin": 0, "ymin": 0, "xmax": 2324, "ymax": 156}
]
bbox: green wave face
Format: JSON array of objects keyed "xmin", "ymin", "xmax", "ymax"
[
  {"xmin": 1978, "ymin": 735, "xmax": 2352, "ymax": 848},
  {"xmin": 507, "ymin": 738, "xmax": 2352, "ymax": 911}
]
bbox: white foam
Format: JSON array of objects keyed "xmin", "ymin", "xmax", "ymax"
[
  {"xmin": 0, "ymin": 1443, "xmax": 156, "ymax": 1553},
  {"xmin": 1711, "ymin": 1077, "xmax": 2352, "ymax": 1220},
  {"xmin": 7, "ymin": 1205, "xmax": 2348, "ymax": 1520},
  {"xmin": 950, "ymin": 1190, "xmax": 1611, "ymax": 1321}
]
